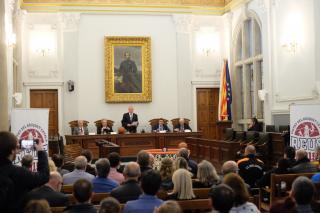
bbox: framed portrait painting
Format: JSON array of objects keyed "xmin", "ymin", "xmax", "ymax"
[{"xmin": 105, "ymin": 36, "xmax": 152, "ymax": 102}]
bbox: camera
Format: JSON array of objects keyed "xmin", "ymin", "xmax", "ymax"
[{"xmin": 19, "ymin": 139, "xmax": 39, "ymax": 150}]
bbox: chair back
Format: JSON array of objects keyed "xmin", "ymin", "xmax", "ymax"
[
  {"xmin": 171, "ymin": 118, "xmax": 190, "ymax": 127},
  {"xmin": 233, "ymin": 131, "xmax": 246, "ymax": 142},
  {"xmin": 223, "ymin": 128, "xmax": 234, "ymax": 141},
  {"xmin": 94, "ymin": 119, "xmax": 114, "ymax": 129},
  {"xmin": 148, "ymin": 118, "xmax": 169, "ymax": 127},
  {"xmin": 68, "ymin": 120, "xmax": 89, "ymax": 134},
  {"xmin": 266, "ymin": 125, "xmax": 276, "ymax": 132},
  {"xmin": 279, "ymin": 125, "xmax": 290, "ymax": 133},
  {"xmin": 246, "ymin": 131, "xmax": 258, "ymax": 142},
  {"xmin": 64, "ymin": 143, "xmax": 82, "ymax": 162}
]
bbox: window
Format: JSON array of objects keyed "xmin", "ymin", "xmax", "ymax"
[{"xmin": 233, "ymin": 12, "xmax": 263, "ymax": 129}]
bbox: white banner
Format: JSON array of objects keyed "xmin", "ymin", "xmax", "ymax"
[
  {"xmin": 290, "ymin": 104, "xmax": 320, "ymax": 160},
  {"xmin": 11, "ymin": 108, "xmax": 49, "ymax": 167}
]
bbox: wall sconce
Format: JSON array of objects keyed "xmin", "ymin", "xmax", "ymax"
[
  {"xmin": 7, "ymin": 33, "xmax": 16, "ymax": 47},
  {"xmin": 282, "ymin": 36, "xmax": 299, "ymax": 54},
  {"xmin": 196, "ymin": 27, "xmax": 219, "ymax": 57},
  {"xmin": 30, "ymin": 28, "xmax": 56, "ymax": 57},
  {"xmin": 12, "ymin": 92, "xmax": 22, "ymax": 105}
]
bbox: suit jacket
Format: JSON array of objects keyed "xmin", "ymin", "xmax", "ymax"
[
  {"xmin": 121, "ymin": 113, "xmax": 138, "ymax": 133},
  {"xmin": 73, "ymin": 126, "xmax": 89, "ymax": 135},
  {"xmin": 174, "ymin": 123, "xmax": 192, "ymax": 132},
  {"xmin": 152, "ymin": 124, "xmax": 170, "ymax": 132},
  {"xmin": 63, "ymin": 169, "xmax": 94, "ymax": 185},
  {"xmin": 111, "ymin": 179, "xmax": 142, "ymax": 203},
  {"xmin": 97, "ymin": 126, "xmax": 113, "ymax": 134},
  {"xmin": 24, "ymin": 185, "xmax": 69, "ymax": 207},
  {"xmin": 64, "ymin": 203, "xmax": 97, "ymax": 213}
]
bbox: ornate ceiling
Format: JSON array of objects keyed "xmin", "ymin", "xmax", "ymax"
[{"xmin": 20, "ymin": 0, "xmax": 245, "ymax": 15}]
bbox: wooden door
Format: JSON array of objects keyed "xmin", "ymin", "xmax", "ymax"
[
  {"xmin": 30, "ymin": 89, "xmax": 58, "ymax": 137},
  {"xmin": 197, "ymin": 88, "xmax": 219, "ymax": 139}
]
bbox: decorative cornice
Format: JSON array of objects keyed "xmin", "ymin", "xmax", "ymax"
[
  {"xmin": 59, "ymin": 12, "xmax": 81, "ymax": 31},
  {"xmin": 172, "ymin": 14, "xmax": 194, "ymax": 33}
]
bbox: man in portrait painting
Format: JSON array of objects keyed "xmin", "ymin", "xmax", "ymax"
[{"xmin": 114, "ymin": 50, "xmax": 142, "ymax": 93}]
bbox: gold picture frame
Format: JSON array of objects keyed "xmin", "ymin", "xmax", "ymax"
[{"xmin": 105, "ymin": 36, "xmax": 152, "ymax": 103}]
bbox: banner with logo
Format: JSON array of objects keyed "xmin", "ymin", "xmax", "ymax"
[
  {"xmin": 290, "ymin": 104, "xmax": 320, "ymax": 160},
  {"xmin": 11, "ymin": 108, "xmax": 49, "ymax": 168}
]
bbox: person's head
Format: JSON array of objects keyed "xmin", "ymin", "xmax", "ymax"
[
  {"xmin": 244, "ymin": 145, "xmax": 256, "ymax": 156},
  {"xmin": 21, "ymin": 154, "xmax": 33, "ymax": 169},
  {"xmin": 124, "ymin": 52, "xmax": 131, "ymax": 59},
  {"xmin": 284, "ymin": 146, "xmax": 296, "ymax": 160},
  {"xmin": 24, "ymin": 199, "xmax": 51, "ymax": 213},
  {"xmin": 197, "ymin": 160, "xmax": 220, "ymax": 184},
  {"xmin": 177, "ymin": 148, "xmax": 189, "ymax": 161},
  {"xmin": 73, "ymin": 179, "xmax": 93, "ymax": 203},
  {"xmin": 156, "ymin": 200, "xmax": 182, "ymax": 213},
  {"xmin": 178, "ymin": 142, "xmax": 188, "ymax": 149},
  {"xmin": 159, "ymin": 119, "xmax": 164, "ymax": 125},
  {"xmin": 74, "ymin": 156, "xmax": 87, "ymax": 170},
  {"xmin": 95, "ymin": 158, "xmax": 111, "ymax": 178},
  {"xmin": 291, "ymin": 176, "xmax": 315, "ymax": 205},
  {"xmin": 209, "ymin": 184, "xmax": 235, "ymax": 213},
  {"xmin": 47, "ymin": 171, "xmax": 63, "ymax": 192},
  {"xmin": 221, "ymin": 160, "xmax": 238, "ymax": 175},
  {"xmin": 108, "ymin": 152, "xmax": 121, "ymax": 168},
  {"xmin": 137, "ymin": 150, "xmax": 150, "ymax": 168},
  {"xmin": 48, "ymin": 159, "xmax": 57, "ymax": 172},
  {"xmin": 175, "ymin": 157, "xmax": 188, "ymax": 170},
  {"xmin": 123, "ymin": 162, "xmax": 140, "ymax": 180},
  {"xmin": 128, "ymin": 105, "xmax": 134, "ymax": 113},
  {"xmin": 160, "ymin": 158, "xmax": 174, "ymax": 180},
  {"xmin": 179, "ymin": 118, "xmax": 185, "ymax": 125},
  {"xmin": 52, "ymin": 154, "xmax": 65, "ymax": 168},
  {"xmin": 172, "ymin": 169, "xmax": 195, "ymax": 199},
  {"xmin": 0, "ymin": 131, "xmax": 18, "ymax": 161},
  {"xmin": 78, "ymin": 120, "xmax": 84, "ymax": 127},
  {"xmin": 141, "ymin": 169, "xmax": 161, "ymax": 196},
  {"xmin": 296, "ymin": 149, "xmax": 308, "ymax": 161},
  {"xmin": 250, "ymin": 117, "xmax": 258, "ymax": 126},
  {"xmin": 81, "ymin": 149, "xmax": 93, "ymax": 163},
  {"xmin": 99, "ymin": 197, "xmax": 121, "ymax": 213},
  {"xmin": 223, "ymin": 173, "xmax": 249, "ymax": 206},
  {"xmin": 277, "ymin": 158, "xmax": 290, "ymax": 172},
  {"xmin": 101, "ymin": 119, "xmax": 108, "ymax": 127},
  {"xmin": 270, "ymin": 197, "xmax": 298, "ymax": 213}
]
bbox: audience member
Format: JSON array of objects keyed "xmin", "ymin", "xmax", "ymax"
[
  {"xmin": 81, "ymin": 149, "xmax": 96, "ymax": 176},
  {"xmin": 64, "ymin": 179, "xmax": 97, "ymax": 213},
  {"xmin": 177, "ymin": 148, "xmax": 198, "ymax": 176},
  {"xmin": 221, "ymin": 160, "xmax": 239, "ymax": 176},
  {"xmin": 21, "ymin": 154, "xmax": 33, "ymax": 170},
  {"xmin": 257, "ymin": 158, "xmax": 290, "ymax": 187},
  {"xmin": 99, "ymin": 197, "xmax": 121, "ymax": 213},
  {"xmin": 137, "ymin": 150, "xmax": 152, "ymax": 174},
  {"xmin": 0, "ymin": 131, "xmax": 49, "ymax": 213},
  {"xmin": 111, "ymin": 162, "xmax": 142, "ymax": 203},
  {"xmin": 175, "ymin": 157, "xmax": 188, "ymax": 170},
  {"xmin": 124, "ymin": 170, "xmax": 163, "ymax": 213},
  {"xmin": 159, "ymin": 158, "xmax": 174, "ymax": 190},
  {"xmin": 167, "ymin": 169, "xmax": 195, "ymax": 200},
  {"xmin": 284, "ymin": 146, "xmax": 297, "ymax": 167},
  {"xmin": 209, "ymin": 184, "xmax": 235, "ymax": 213},
  {"xmin": 193, "ymin": 160, "xmax": 220, "ymax": 188},
  {"xmin": 24, "ymin": 171, "xmax": 68, "ymax": 207},
  {"xmin": 291, "ymin": 176, "xmax": 315, "ymax": 213},
  {"xmin": 107, "ymin": 152, "xmax": 124, "ymax": 184},
  {"xmin": 63, "ymin": 156, "xmax": 94, "ymax": 185},
  {"xmin": 223, "ymin": 173, "xmax": 260, "ymax": 213},
  {"xmin": 24, "ymin": 199, "xmax": 51, "ymax": 213},
  {"xmin": 290, "ymin": 149, "xmax": 318, "ymax": 173},
  {"xmin": 52, "ymin": 154, "xmax": 70, "ymax": 176},
  {"xmin": 92, "ymin": 158, "xmax": 118, "ymax": 193},
  {"xmin": 270, "ymin": 197, "xmax": 298, "ymax": 213},
  {"xmin": 237, "ymin": 145, "xmax": 264, "ymax": 187},
  {"xmin": 149, "ymin": 153, "xmax": 155, "ymax": 168},
  {"xmin": 48, "ymin": 159, "xmax": 57, "ymax": 172},
  {"xmin": 156, "ymin": 200, "xmax": 181, "ymax": 213}
]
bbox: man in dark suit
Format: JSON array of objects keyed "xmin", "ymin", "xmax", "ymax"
[
  {"xmin": 97, "ymin": 119, "xmax": 113, "ymax": 134},
  {"xmin": 174, "ymin": 118, "xmax": 192, "ymax": 132},
  {"xmin": 73, "ymin": 120, "xmax": 89, "ymax": 135},
  {"xmin": 24, "ymin": 171, "xmax": 69, "ymax": 207},
  {"xmin": 152, "ymin": 119, "xmax": 170, "ymax": 132},
  {"xmin": 121, "ymin": 106, "xmax": 138, "ymax": 133},
  {"xmin": 111, "ymin": 162, "xmax": 142, "ymax": 203}
]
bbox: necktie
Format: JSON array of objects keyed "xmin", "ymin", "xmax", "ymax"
[
  {"xmin": 159, "ymin": 125, "xmax": 163, "ymax": 131},
  {"xmin": 130, "ymin": 113, "xmax": 133, "ymax": 121},
  {"xmin": 80, "ymin": 128, "xmax": 83, "ymax": 135}
]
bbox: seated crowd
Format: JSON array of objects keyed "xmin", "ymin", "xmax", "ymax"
[{"xmin": 1, "ymin": 131, "xmax": 320, "ymax": 213}]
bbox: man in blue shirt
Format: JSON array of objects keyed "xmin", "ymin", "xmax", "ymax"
[
  {"xmin": 124, "ymin": 169, "xmax": 163, "ymax": 213},
  {"xmin": 92, "ymin": 158, "xmax": 118, "ymax": 193}
]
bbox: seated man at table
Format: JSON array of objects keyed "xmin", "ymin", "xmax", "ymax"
[
  {"xmin": 121, "ymin": 106, "xmax": 139, "ymax": 133},
  {"xmin": 97, "ymin": 119, "xmax": 113, "ymax": 134},
  {"xmin": 73, "ymin": 120, "xmax": 89, "ymax": 135},
  {"xmin": 152, "ymin": 119, "xmax": 170, "ymax": 132},
  {"xmin": 174, "ymin": 118, "xmax": 192, "ymax": 132}
]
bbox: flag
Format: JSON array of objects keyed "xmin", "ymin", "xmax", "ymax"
[{"xmin": 218, "ymin": 60, "xmax": 232, "ymax": 121}]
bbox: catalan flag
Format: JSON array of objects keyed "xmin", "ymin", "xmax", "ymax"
[{"xmin": 218, "ymin": 60, "xmax": 232, "ymax": 121}]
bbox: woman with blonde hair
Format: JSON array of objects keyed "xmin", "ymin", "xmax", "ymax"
[
  {"xmin": 160, "ymin": 158, "xmax": 174, "ymax": 190},
  {"xmin": 167, "ymin": 169, "xmax": 195, "ymax": 200},
  {"xmin": 193, "ymin": 160, "xmax": 220, "ymax": 188}
]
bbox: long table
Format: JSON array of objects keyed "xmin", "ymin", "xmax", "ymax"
[{"xmin": 65, "ymin": 132, "xmax": 202, "ymax": 159}]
